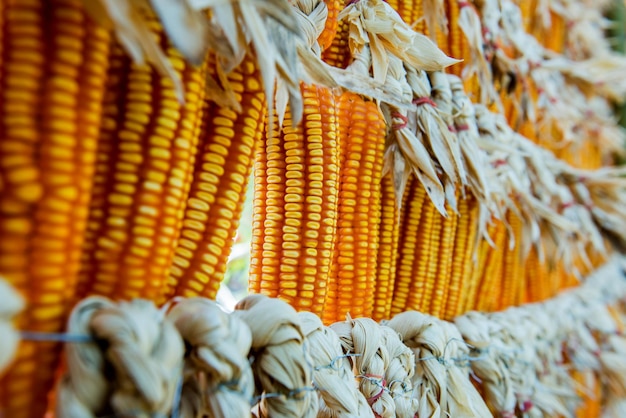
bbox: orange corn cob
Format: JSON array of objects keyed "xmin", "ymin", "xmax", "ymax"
[
  {"xmin": 412, "ymin": 200, "xmax": 443, "ymax": 313},
  {"xmin": 0, "ymin": 1, "xmax": 110, "ymax": 416},
  {"xmin": 323, "ymin": 92, "xmax": 386, "ymax": 322},
  {"xmin": 248, "ymin": 115, "xmax": 269, "ymax": 295},
  {"xmin": 169, "ymin": 54, "xmax": 266, "ymax": 299},
  {"xmin": 321, "ymin": 18, "xmax": 351, "ymax": 69},
  {"xmin": 372, "ymin": 174, "xmax": 402, "ymax": 321},
  {"xmin": 391, "ymin": 179, "xmax": 427, "ymax": 315},
  {"xmin": 445, "ymin": 194, "xmax": 479, "ymax": 319},
  {"xmin": 447, "ymin": 0, "xmax": 465, "ymax": 75},
  {"xmin": 318, "ymin": 0, "xmax": 342, "ymax": 51},
  {"xmin": 430, "ymin": 199, "xmax": 458, "ymax": 318},
  {"xmin": 525, "ymin": 247, "xmax": 546, "ymax": 303},
  {"xmin": 498, "ymin": 210, "xmax": 523, "ymax": 310},
  {"xmin": 251, "ymin": 84, "xmax": 340, "ymax": 317},
  {"xmin": 78, "ymin": 18, "xmax": 207, "ymax": 302},
  {"xmin": 574, "ymin": 370, "xmax": 601, "ymax": 418},
  {"xmin": 475, "ymin": 220, "xmax": 507, "ymax": 312}
]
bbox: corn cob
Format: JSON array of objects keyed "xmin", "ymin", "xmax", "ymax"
[
  {"xmin": 412, "ymin": 200, "xmax": 443, "ymax": 313},
  {"xmin": 447, "ymin": 0, "xmax": 465, "ymax": 74},
  {"xmin": 251, "ymin": 84, "xmax": 340, "ymax": 317},
  {"xmin": 77, "ymin": 16, "xmax": 207, "ymax": 302},
  {"xmin": 431, "ymin": 199, "xmax": 458, "ymax": 319},
  {"xmin": 546, "ymin": 11, "xmax": 566, "ymax": 53},
  {"xmin": 464, "ymin": 221, "xmax": 499, "ymax": 312},
  {"xmin": 574, "ymin": 370, "xmax": 601, "ymax": 418},
  {"xmin": 321, "ymin": 18, "xmax": 351, "ymax": 69},
  {"xmin": 524, "ymin": 247, "xmax": 546, "ymax": 303},
  {"xmin": 372, "ymin": 174, "xmax": 402, "ymax": 321},
  {"xmin": 248, "ymin": 116, "xmax": 269, "ymax": 295},
  {"xmin": 391, "ymin": 179, "xmax": 426, "ymax": 315},
  {"xmin": 169, "ymin": 54, "xmax": 266, "ymax": 299},
  {"xmin": 323, "ymin": 92, "xmax": 385, "ymax": 322},
  {"xmin": 0, "ymin": 1, "xmax": 110, "ymax": 416},
  {"xmin": 475, "ymin": 221, "xmax": 507, "ymax": 312},
  {"xmin": 498, "ymin": 210, "xmax": 523, "ymax": 309},
  {"xmin": 444, "ymin": 194, "xmax": 478, "ymax": 319},
  {"xmin": 318, "ymin": 0, "xmax": 342, "ymax": 51}
]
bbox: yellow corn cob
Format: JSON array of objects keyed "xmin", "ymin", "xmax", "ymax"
[
  {"xmin": 410, "ymin": 0, "xmax": 425, "ymax": 32},
  {"xmin": 321, "ymin": 18, "xmax": 351, "ymax": 69},
  {"xmin": 0, "ymin": 1, "xmax": 111, "ymax": 415},
  {"xmin": 169, "ymin": 54, "xmax": 266, "ymax": 299},
  {"xmin": 390, "ymin": 179, "xmax": 426, "ymax": 315},
  {"xmin": 431, "ymin": 199, "xmax": 458, "ymax": 319},
  {"xmin": 251, "ymin": 84, "xmax": 340, "ymax": 317},
  {"xmin": 447, "ymin": 0, "xmax": 464, "ymax": 75},
  {"xmin": 386, "ymin": 0, "xmax": 399, "ymax": 16},
  {"xmin": 318, "ymin": 0, "xmax": 342, "ymax": 51},
  {"xmin": 466, "ymin": 221, "xmax": 500, "ymax": 312},
  {"xmin": 574, "ymin": 370, "xmax": 601, "ymax": 418},
  {"xmin": 519, "ymin": 0, "xmax": 533, "ymax": 32},
  {"xmin": 546, "ymin": 11, "xmax": 566, "ymax": 53},
  {"xmin": 372, "ymin": 174, "xmax": 401, "ymax": 321},
  {"xmin": 78, "ymin": 18, "xmax": 207, "ymax": 302},
  {"xmin": 524, "ymin": 247, "xmax": 546, "ymax": 303},
  {"xmin": 323, "ymin": 92, "xmax": 385, "ymax": 322},
  {"xmin": 498, "ymin": 210, "xmax": 523, "ymax": 309},
  {"xmin": 248, "ymin": 116, "xmax": 269, "ymax": 295},
  {"xmin": 445, "ymin": 194, "xmax": 478, "ymax": 319},
  {"xmin": 413, "ymin": 200, "xmax": 443, "ymax": 313},
  {"xmin": 435, "ymin": 14, "xmax": 449, "ymax": 55},
  {"xmin": 475, "ymin": 221, "xmax": 507, "ymax": 312}
]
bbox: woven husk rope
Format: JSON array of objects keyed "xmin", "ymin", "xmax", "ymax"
[
  {"xmin": 55, "ymin": 297, "xmax": 184, "ymax": 418},
  {"xmin": 1, "ymin": 258, "xmax": 625, "ymax": 417},
  {"xmin": 234, "ymin": 294, "xmax": 318, "ymax": 418},
  {"xmin": 167, "ymin": 297, "xmax": 254, "ymax": 418},
  {"xmin": 298, "ymin": 311, "xmax": 374, "ymax": 417}
]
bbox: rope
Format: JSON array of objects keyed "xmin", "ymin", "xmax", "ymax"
[
  {"xmin": 167, "ymin": 297, "xmax": 254, "ymax": 418},
  {"xmin": 330, "ymin": 317, "xmax": 407, "ymax": 417},
  {"xmin": 298, "ymin": 311, "xmax": 374, "ymax": 417},
  {"xmin": 233, "ymin": 294, "xmax": 318, "ymax": 418},
  {"xmin": 1, "ymin": 259, "xmax": 625, "ymax": 418},
  {"xmin": 55, "ymin": 297, "xmax": 184, "ymax": 418}
]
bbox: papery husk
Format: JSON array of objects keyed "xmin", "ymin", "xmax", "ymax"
[
  {"xmin": 330, "ymin": 317, "xmax": 397, "ymax": 418},
  {"xmin": 167, "ymin": 298, "xmax": 254, "ymax": 418},
  {"xmin": 299, "ymin": 312, "xmax": 374, "ymax": 418},
  {"xmin": 0, "ymin": 279, "xmax": 24, "ymax": 375},
  {"xmin": 456, "ymin": 258, "xmax": 626, "ymax": 417},
  {"xmin": 387, "ymin": 311, "xmax": 493, "ymax": 418},
  {"xmin": 234, "ymin": 294, "xmax": 318, "ymax": 418},
  {"xmin": 56, "ymin": 297, "xmax": 184, "ymax": 418},
  {"xmin": 339, "ymin": 0, "xmax": 458, "ymax": 85},
  {"xmin": 380, "ymin": 326, "xmax": 419, "ymax": 417}
]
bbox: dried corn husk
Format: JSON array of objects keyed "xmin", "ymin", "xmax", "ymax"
[
  {"xmin": 234, "ymin": 294, "xmax": 318, "ymax": 418},
  {"xmin": 387, "ymin": 311, "xmax": 493, "ymax": 418},
  {"xmin": 0, "ymin": 279, "xmax": 23, "ymax": 375},
  {"xmin": 56, "ymin": 297, "xmax": 184, "ymax": 418},
  {"xmin": 167, "ymin": 298, "xmax": 254, "ymax": 418},
  {"xmin": 299, "ymin": 312, "xmax": 374, "ymax": 418}
]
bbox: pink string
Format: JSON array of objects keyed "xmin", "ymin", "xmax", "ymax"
[
  {"xmin": 493, "ymin": 159, "xmax": 507, "ymax": 168},
  {"xmin": 392, "ymin": 112, "xmax": 408, "ymax": 130},
  {"xmin": 413, "ymin": 97, "xmax": 438, "ymax": 107}
]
